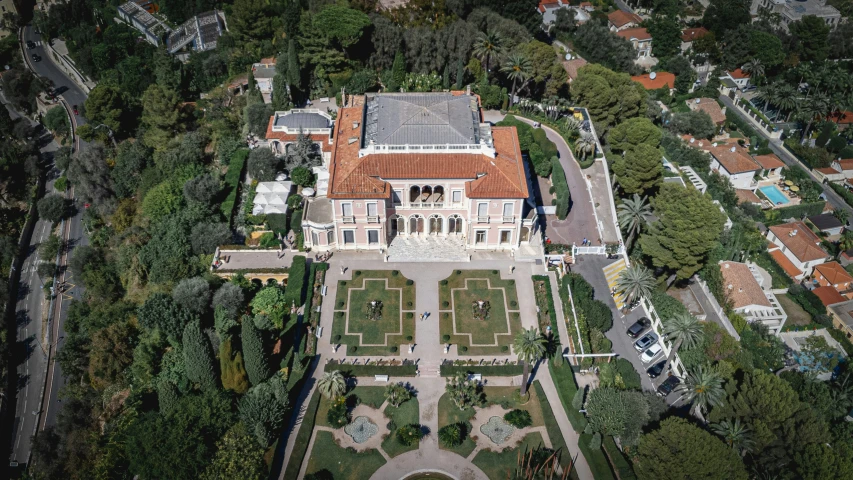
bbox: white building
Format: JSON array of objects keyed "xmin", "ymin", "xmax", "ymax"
[
  {"xmin": 720, "ymin": 261, "xmax": 788, "ymax": 334},
  {"xmin": 752, "ymin": 0, "xmax": 841, "ymax": 32},
  {"xmin": 766, "ymin": 221, "xmax": 831, "ymax": 280},
  {"xmin": 252, "ymin": 58, "xmax": 276, "ymax": 104},
  {"xmin": 116, "ymin": 0, "xmax": 172, "ymax": 47},
  {"xmin": 709, "ymin": 144, "xmax": 761, "ymax": 189}
]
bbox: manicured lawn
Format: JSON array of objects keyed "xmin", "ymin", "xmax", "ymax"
[
  {"xmin": 332, "ymin": 270, "xmax": 416, "ymax": 355},
  {"xmin": 472, "ymin": 431, "xmax": 547, "ymax": 479},
  {"xmin": 382, "ymin": 397, "xmax": 421, "ymax": 458},
  {"xmin": 548, "ymin": 363, "xmax": 587, "ymax": 432},
  {"xmin": 532, "ymin": 381, "xmax": 578, "ymax": 476},
  {"xmin": 351, "ymin": 386, "xmax": 387, "ymax": 409},
  {"xmin": 483, "ymin": 386, "xmax": 546, "ymax": 428},
  {"xmin": 305, "ymin": 430, "xmax": 386, "ymax": 479},
  {"xmin": 578, "ymin": 433, "xmax": 616, "ymax": 480},
  {"xmin": 439, "ymin": 270, "xmax": 521, "ymax": 355},
  {"xmin": 437, "ymin": 392, "xmax": 478, "ymax": 458},
  {"xmin": 779, "ymin": 294, "xmax": 813, "ymax": 326}
]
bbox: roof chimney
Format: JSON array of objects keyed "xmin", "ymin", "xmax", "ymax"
[{"xmin": 466, "ymin": 85, "xmax": 472, "ymax": 96}]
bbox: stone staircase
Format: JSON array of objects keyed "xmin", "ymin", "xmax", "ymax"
[
  {"xmin": 418, "ymin": 362, "xmax": 441, "ymax": 378},
  {"xmin": 603, "ymin": 259, "xmax": 628, "ymax": 310}
]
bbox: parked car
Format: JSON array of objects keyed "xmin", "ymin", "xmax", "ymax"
[
  {"xmin": 646, "ymin": 360, "xmax": 667, "ymax": 379},
  {"xmin": 634, "ymin": 332, "xmax": 658, "ymax": 352},
  {"xmin": 641, "ymin": 344, "xmax": 662, "ymax": 363},
  {"xmin": 626, "ymin": 317, "xmax": 650, "ymax": 338},
  {"xmin": 31, "ymin": 54, "xmax": 41, "ymax": 62},
  {"xmin": 657, "ymin": 375, "xmax": 680, "ymax": 397}
]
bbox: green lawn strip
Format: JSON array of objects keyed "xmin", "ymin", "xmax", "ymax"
[
  {"xmin": 382, "ymin": 398, "xmax": 421, "ymax": 458},
  {"xmin": 437, "ymin": 392, "xmax": 478, "ymax": 458},
  {"xmin": 283, "ymin": 390, "xmax": 321, "ymax": 479},
  {"xmin": 577, "ymin": 434, "xmax": 616, "ymax": 480},
  {"xmin": 305, "ymin": 430, "xmax": 386, "ymax": 479},
  {"xmin": 472, "ymin": 431, "xmax": 548, "ymax": 480},
  {"xmin": 453, "ymin": 279, "xmax": 513, "ymax": 344},
  {"xmin": 331, "ymin": 363, "xmax": 418, "ymax": 377},
  {"xmin": 548, "ymin": 363, "xmax": 588, "ymax": 432},
  {"xmin": 532, "ymin": 381, "xmax": 577, "ymax": 476},
  {"xmin": 602, "ymin": 436, "xmax": 637, "ymax": 480},
  {"xmin": 348, "ymin": 278, "xmax": 403, "ymax": 344},
  {"xmin": 350, "ymin": 386, "xmax": 387, "ymax": 408},
  {"xmin": 483, "ymin": 386, "xmax": 546, "ymax": 428}
]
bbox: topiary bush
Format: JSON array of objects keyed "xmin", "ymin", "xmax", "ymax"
[
  {"xmin": 442, "ymin": 334, "xmax": 451, "ymax": 342},
  {"xmin": 406, "ymin": 335, "xmax": 413, "ymax": 341},
  {"xmin": 406, "ymin": 279, "xmax": 414, "ymax": 286},
  {"xmin": 504, "ymin": 409, "xmax": 533, "ymax": 428},
  {"xmin": 440, "ymin": 279, "xmax": 448, "ymax": 285},
  {"xmin": 337, "ymin": 301, "xmax": 345, "ymax": 308},
  {"xmin": 396, "ymin": 424, "xmax": 424, "ymax": 446},
  {"xmin": 460, "ymin": 345, "xmax": 468, "ymax": 353},
  {"xmin": 389, "ymin": 346, "xmax": 398, "ymax": 353},
  {"xmin": 392, "ymin": 270, "xmax": 399, "ymax": 276},
  {"xmin": 333, "ymin": 334, "xmax": 342, "ymax": 343},
  {"xmin": 406, "ymin": 312, "xmax": 414, "ymax": 319},
  {"xmin": 442, "ymin": 301, "xmax": 450, "ymax": 308},
  {"xmin": 501, "ymin": 345, "xmax": 509, "ymax": 353}
]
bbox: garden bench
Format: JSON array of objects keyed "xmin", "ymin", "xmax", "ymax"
[{"xmin": 374, "ymin": 375, "xmax": 389, "ymax": 382}]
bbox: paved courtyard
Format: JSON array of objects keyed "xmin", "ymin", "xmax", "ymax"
[{"xmin": 387, "ymin": 235, "xmax": 469, "ymax": 262}]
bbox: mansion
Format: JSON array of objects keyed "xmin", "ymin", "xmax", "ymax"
[{"xmin": 266, "ymin": 92, "xmax": 541, "ymax": 256}]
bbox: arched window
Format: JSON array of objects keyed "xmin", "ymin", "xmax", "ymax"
[
  {"xmin": 410, "ymin": 186, "xmax": 421, "ymax": 203},
  {"xmin": 421, "ymin": 185, "xmax": 432, "ymax": 202},
  {"xmin": 434, "ymin": 185, "xmax": 445, "ymax": 202},
  {"xmin": 389, "ymin": 215, "xmax": 404, "ymax": 237},
  {"xmin": 520, "ymin": 226, "xmax": 530, "ymax": 243},
  {"xmin": 409, "ymin": 215, "xmax": 424, "ymax": 234},
  {"xmin": 448, "ymin": 215, "xmax": 463, "ymax": 234},
  {"xmin": 428, "ymin": 214, "xmax": 443, "ymax": 235}
]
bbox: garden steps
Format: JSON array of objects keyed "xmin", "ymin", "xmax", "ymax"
[
  {"xmin": 602, "ymin": 259, "xmax": 628, "ymax": 310},
  {"xmin": 417, "ymin": 362, "xmax": 441, "ymax": 378}
]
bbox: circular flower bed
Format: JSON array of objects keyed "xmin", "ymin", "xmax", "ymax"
[
  {"xmin": 479, "ymin": 416, "xmax": 516, "ymax": 445},
  {"xmin": 345, "ymin": 416, "xmax": 378, "ymax": 444}
]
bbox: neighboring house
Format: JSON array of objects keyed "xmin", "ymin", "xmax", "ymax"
[
  {"xmin": 826, "ymin": 110, "xmax": 853, "ymax": 130},
  {"xmin": 562, "ymin": 58, "xmax": 588, "ymax": 83},
  {"xmin": 252, "ymin": 181, "xmax": 292, "ymax": 215},
  {"xmin": 813, "ymin": 261, "xmax": 853, "ymax": 299},
  {"xmin": 841, "ymin": 249, "xmax": 853, "ymax": 267},
  {"xmin": 615, "ymin": 27, "xmax": 653, "ymax": 59},
  {"xmin": 720, "ymin": 261, "xmax": 788, "ymax": 334},
  {"xmin": 579, "ymin": 1, "xmax": 594, "ymax": 11},
  {"xmin": 830, "ymin": 159, "xmax": 853, "ymax": 179},
  {"xmin": 537, "ymin": 0, "xmax": 591, "ymax": 24},
  {"xmin": 252, "ymin": 57, "xmax": 276, "ymax": 104},
  {"xmin": 680, "ymin": 27, "xmax": 709, "ymax": 52},
  {"xmin": 814, "ymin": 286, "xmax": 847, "ymax": 308},
  {"xmin": 766, "ymin": 220, "xmax": 830, "ymax": 280},
  {"xmin": 116, "ymin": 0, "xmax": 172, "ymax": 47},
  {"xmin": 720, "ymin": 69, "xmax": 751, "ymax": 90},
  {"xmin": 608, "ymin": 10, "xmax": 642, "ymax": 31},
  {"xmin": 815, "ymin": 166, "xmax": 845, "ymax": 183},
  {"xmin": 265, "ymin": 109, "xmax": 334, "ymax": 160},
  {"xmin": 752, "ymin": 154, "xmax": 786, "ymax": 179},
  {"xmin": 735, "ymin": 189, "xmax": 762, "ymax": 205},
  {"xmin": 829, "ymin": 299, "xmax": 853, "ymax": 340},
  {"xmin": 687, "ymin": 97, "xmax": 726, "ymax": 133},
  {"xmin": 305, "ymin": 92, "xmax": 538, "ymax": 253},
  {"xmin": 167, "ymin": 10, "xmax": 226, "ymax": 56},
  {"xmin": 752, "ymin": 0, "xmax": 841, "ymax": 32},
  {"xmin": 808, "ymin": 214, "xmax": 845, "ymax": 236},
  {"xmin": 631, "ymin": 71, "xmax": 675, "ymax": 94},
  {"xmin": 709, "ymin": 144, "xmax": 761, "ymax": 189}
]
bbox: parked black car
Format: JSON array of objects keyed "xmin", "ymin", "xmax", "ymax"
[
  {"xmin": 646, "ymin": 360, "xmax": 666, "ymax": 379},
  {"xmin": 657, "ymin": 375, "xmax": 680, "ymax": 397},
  {"xmin": 627, "ymin": 317, "xmax": 650, "ymax": 338}
]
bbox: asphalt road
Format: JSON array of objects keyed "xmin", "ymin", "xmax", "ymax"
[
  {"xmin": 9, "ymin": 25, "xmax": 89, "ymax": 467},
  {"xmin": 717, "ymin": 94, "xmax": 853, "ymax": 217}
]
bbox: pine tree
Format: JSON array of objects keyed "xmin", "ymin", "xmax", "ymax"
[
  {"xmin": 455, "ymin": 59, "xmax": 465, "ymax": 89},
  {"xmin": 182, "ymin": 319, "xmax": 219, "ymax": 391},
  {"xmin": 242, "ymin": 317, "xmax": 271, "ymax": 386},
  {"xmin": 389, "ymin": 51, "xmax": 406, "ymax": 92},
  {"xmin": 157, "ymin": 380, "xmax": 180, "ymax": 414}
]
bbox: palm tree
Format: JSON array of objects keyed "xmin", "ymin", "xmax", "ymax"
[
  {"xmin": 384, "ymin": 382, "xmax": 412, "ymax": 407},
  {"xmin": 773, "ymin": 83, "xmax": 798, "ymax": 123},
  {"xmin": 472, "ymin": 30, "xmax": 504, "ymax": 78},
  {"xmin": 317, "ymin": 370, "xmax": 347, "ymax": 400},
  {"xmin": 754, "ymin": 84, "xmax": 774, "ymax": 116},
  {"xmin": 614, "ymin": 265, "xmax": 655, "ymax": 305},
  {"xmin": 741, "ymin": 58, "xmax": 764, "ymax": 85},
  {"xmin": 710, "ymin": 418, "xmax": 754, "ymax": 455},
  {"xmin": 513, "ymin": 327, "xmax": 548, "ymax": 396},
  {"xmin": 840, "ymin": 230, "xmax": 853, "ymax": 252},
  {"xmin": 661, "ymin": 313, "xmax": 704, "ymax": 377},
  {"xmin": 501, "ymin": 53, "xmax": 532, "ymax": 107},
  {"xmin": 574, "ymin": 133, "xmax": 596, "ymax": 159},
  {"xmin": 676, "ymin": 365, "xmax": 725, "ymax": 419},
  {"xmin": 616, "ymin": 193, "xmax": 652, "ymax": 249},
  {"xmin": 799, "ymin": 93, "xmax": 830, "ymax": 142}
]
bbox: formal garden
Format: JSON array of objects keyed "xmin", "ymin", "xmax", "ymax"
[
  {"xmin": 439, "ymin": 270, "xmax": 523, "ymax": 355},
  {"xmin": 332, "ymin": 270, "xmax": 417, "ymax": 356}
]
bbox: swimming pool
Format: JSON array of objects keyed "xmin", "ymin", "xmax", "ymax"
[{"xmin": 759, "ymin": 185, "xmax": 790, "ymax": 205}]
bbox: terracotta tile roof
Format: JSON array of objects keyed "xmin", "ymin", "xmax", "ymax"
[
  {"xmin": 753, "ymin": 154, "xmax": 785, "ymax": 170},
  {"xmin": 817, "ymin": 167, "xmax": 842, "ymax": 175},
  {"xmin": 769, "ymin": 221, "xmax": 828, "ymax": 263},
  {"xmin": 769, "ymin": 248, "xmax": 803, "ymax": 278},
  {"xmin": 690, "ymin": 97, "xmax": 726, "ymax": 125},
  {"xmin": 562, "ymin": 58, "xmax": 588, "ymax": 80},
  {"xmin": 721, "ymin": 261, "xmax": 770, "ymax": 308},
  {"xmin": 729, "ymin": 68, "xmax": 750, "ymax": 79},
  {"xmin": 710, "ymin": 144, "xmax": 760, "ymax": 174},
  {"xmin": 608, "ymin": 10, "xmax": 642, "ymax": 28},
  {"xmin": 813, "ymin": 286, "xmax": 846, "ymax": 307},
  {"xmin": 735, "ymin": 189, "xmax": 761, "ymax": 204},
  {"xmin": 616, "ymin": 27, "xmax": 652, "ymax": 41},
  {"xmin": 631, "ymin": 72, "xmax": 675, "ymax": 90},
  {"xmin": 827, "ymin": 110, "xmax": 853, "ymax": 125},
  {"xmin": 838, "ymin": 159, "xmax": 853, "ymax": 171},
  {"xmin": 538, "ymin": 1, "xmax": 561, "ymax": 12},
  {"xmin": 681, "ymin": 27, "xmax": 709, "ymax": 42},
  {"xmin": 815, "ymin": 262, "xmax": 853, "ymax": 286},
  {"xmin": 264, "ymin": 118, "xmax": 332, "ymax": 152},
  {"xmin": 327, "ymin": 108, "xmax": 528, "ymax": 200},
  {"xmin": 580, "ymin": 1, "xmax": 593, "ymax": 7}
]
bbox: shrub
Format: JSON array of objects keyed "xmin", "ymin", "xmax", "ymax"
[
  {"xmin": 396, "ymin": 424, "xmax": 424, "ymax": 446},
  {"xmin": 406, "ymin": 312, "xmax": 414, "ymax": 319},
  {"xmin": 571, "ymin": 387, "xmax": 585, "ymax": 410},
  {"xmin": 392, "ymin": 270, "xmax": 399, "ymax": 276},
  {"xmin": 442, "ymin": 334, "xmax": 451, "ymax": 342},
  {"xmin": 438, "ymin": 423, "xmax": 464, "ymax": 447},
  {"xmin": 290, "ymin": 166, "xmax": 313, "ymax": 186},
  {"xmin": 501, "ymin": 345, "xmax": 509, "ymax": 352},
  {"xmin": 338, "ymin": 301, "xmax": 345, "ymax": 308},
  {"xmin": 333, "ymin": 334, "xmax": 342, "ymax": 343},
  {"xmin": 406, "ymin": 279, "xmax": 414, "ymax": 286},
  {"xmin": 589, "ymin": 432, "xmax": 602, "ymax": 450},
  {"xmin": 440, "ymin": 280, "xmax": 448, "ymax": 285},
  {"xmin": 355, "ymin": 270, "xmax": 362, "ymax": 276},
  {"xmin": 460, "ymin": 345, "xmax": 468, "ymax": 352},
  {"xmin": 442, "ymin": 301, "xmax": 450, "ymax": 308},
  {"xmin": 54, "ymin": 176, "xmax": 67, "ymax": 192},
  {"xmin": 389, "ymin": 346, "xmax": 398, "ymax": 353},
  {"xmin": 504, "ymin": 409, "xmax": 533, "ymax": 428},
  {"xmin": 350, "ymin": 345, "xmax": 358, "ymax": 353},
  {"xmin": 510, "ymin": 301, "xmax": 517, "ymax": 307},
  {"xmin": 220, "ymin": 149, "xmax": 248, "ymax": 224},
  {"xmin": 335, "ymin": 311, "xmax": 344, "ymax": 318},
  {"xmin": 492, "ymin": 270, "xmax": 498, "ymax": 274},
  {"xmin": 551, "ymin": 157, "xmax": 570, "ymax": 220},
  {"xmin": 327, "ymin": 397, "xmax": 349, "ymax": 428},
  {"xmin": 406, "ymin": 335, "xmax": 413, "ymax": 341},
  {"xmin": 456, "ymin": 270, "xmax": 462, "ymax": 275},
  {"xmin": 407, "ymin": 301, "xmax": 413, "ymax": 307}
]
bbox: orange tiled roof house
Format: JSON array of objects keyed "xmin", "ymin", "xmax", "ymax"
[
  {"xmin": 766, "ymin": 221, "xmax": 830, "ymax": 280},
  {"xmin": 289, "ymin": 92, "xmax": 539, "ymax": 254}
]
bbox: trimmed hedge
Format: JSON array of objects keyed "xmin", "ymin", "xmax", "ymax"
[
  {"xmin": 787, "ymin": 285, "xmax": 826, "ymax": 319},
  {"xmin": 548, "ymin": 362, "xmax": 588, "ymax": 432},
  {"xmin": 830, "ymin": 182, "xmax": 853, "ymax": 209},
  {"xmin": 284, "ymin": 256, "xmax": 307, "ymax": 306},
  {"xmin": 267, "ymin": 213, "xmax": 288, "ymax": 235},
  {"xmin": 551, "ymin": 156, "xmax": 570, "ymax": 220},
  {"xmin": 328, "ymin": 363, "xmax": 418, "ymax": 377},
  {"xmin": 220, "ymin": 148, "xmax": 249, "ymax": 225},
  {"xmin": 603, "ymin": 435, "xmax": 637, "ymax": 480},
  {"xmin": 764, "ymin": 201, "xmax": 826, "ymax": 224},
  {"xmin": 283, "ymin": 389, "xmax": 321, "ymax": 479},
  {"xmin": 439, "ymin": 364, "xmax": 523, "ymax": 377},
  {"xmin": 578, "ymin": 433, "xmax": 616, "ymax": 480}
]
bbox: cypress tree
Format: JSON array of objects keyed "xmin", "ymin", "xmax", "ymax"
[
  {"xmin": 182, "ymin": 319, "xmax": 219, "ymax": 391},
  {"xmin": 242, "ymin": 317, "xmax": 271, "ymax": 386},
  {"xmin": 442, "ymin": 64, "xmax": 450, "ymax": 90},
  {"xmin": 271, "ymin": 74, "xmax": 290, "ymax": 111},
  {"xmin": 389, "ymin": 51, "xmax": 406, "ymax": 92},
  {"xmin": 455, "ymin": 59, "xmax": 465, "ymax": 89}
]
